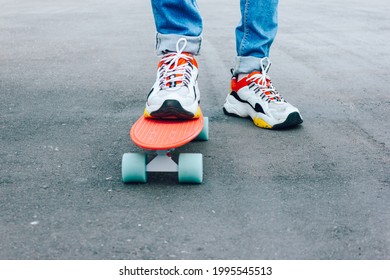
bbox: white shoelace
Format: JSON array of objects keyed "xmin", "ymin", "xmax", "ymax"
[
  {"xmin": 158, "ymin": 38, "xmax": 194, "ymax": 90},
  {"xmin": 246, "ymin": 57, "xmax": 283, "ymax": 102}
]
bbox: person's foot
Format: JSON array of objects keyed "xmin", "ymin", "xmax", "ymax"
[
  {"xmin": 223, "ymin": 58, "xmax": 303, "ymax": 129},
  {"xmin": 145, "ymin": 38, "xmax": 201, "ymax": 119}
]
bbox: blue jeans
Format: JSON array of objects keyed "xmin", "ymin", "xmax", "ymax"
[{"xmin": 151, "ymin": 0, "xmax": 279, "ymax": 74}]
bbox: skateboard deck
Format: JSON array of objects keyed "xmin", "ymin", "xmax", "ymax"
[
  {"xmin": 130, "ymin": 112, "xmax": 204, "ymax": 150},
  {"xmin": 122, "ymin": 108, "xmax": 208, "ymax": 184}
]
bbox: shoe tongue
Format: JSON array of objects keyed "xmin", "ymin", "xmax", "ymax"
[
  {"xmin": 161, "ymin": 56, "xmax": 186, "ymax": 88},
  {"xmin": 158, "ymin": 52, "xmax": 197, "ymax": 88},
  {"xmin": 172, "ymin": 57, "xmax": 189, "ymax": 69},
  {"xmin": 237, "ymin": 71, "xmax": 261, "ymax": 82},
  {"xmin": 248, "ymin": 71, "xmax": 262, "ymax": 78},
  {"xmin": 160, "ymin": 52, "xmax": 196, "ymax": 68},
  {"xmin": 252, "ymin": 71, "xmax": 271, "ymax": 85},
  {"xmin": 245, "ymin": 71, "xmax": 274, "ymax": 92}
]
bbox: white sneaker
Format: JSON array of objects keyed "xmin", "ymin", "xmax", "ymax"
[
  {"xmin": 223, "ymin": 58, "xmax": 303, "ymax": 129},
  {"xmin": 145, "ymin": 38, "xmax": 201, "ymax": 119}
]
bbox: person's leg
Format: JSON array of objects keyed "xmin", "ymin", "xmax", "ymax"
[
  {"xmin": 234, "ymin": 0, "xmax": 278, "ymax": 75},
  {"xmin": 224, "ymin": 0, "xmax": 303, "ymax": 129},
  {"xmin": 146, "ymin": 1, "xmax": 202, "ymax": 119},
  {"xmin": 151, "ymin": 0, "xmax": 203, "ymax": 55}
]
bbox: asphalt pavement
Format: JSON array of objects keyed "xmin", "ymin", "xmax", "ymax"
[{"xmin": 0, "ymin": 0, "xmax": 389, "ymax": 259}]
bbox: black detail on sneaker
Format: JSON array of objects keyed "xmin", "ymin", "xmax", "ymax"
[
  {"xmin": 150, "ymin": 100, "xmax": 195, "ymax": 119},
  {"xmin": 193, "ymin": 86, "xmax": 197, "ymax": 100},
  {"xmin": 254, "ymin": 103, "xmax": 264, "ymax": 114},
  {"xmin": 146, "ymin": 88, "xmax": 153, "ymax": 99},
  {"xmin": 272, "ymin": 112, "xmax": 303, "ymax": 130},
  {"xmin": 230, "ymin": 91, "xmax": 265, "ymax": 114},
  {"xmin": 162, "ymin": 49, "xmax": 171, "ymax": 55}
]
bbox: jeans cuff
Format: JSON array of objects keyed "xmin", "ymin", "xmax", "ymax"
[
  {"xmin": 232, "ymin": 56, "xmax": 270, "ymax": 75},
  {"xmin": 156, "ymin": 33, "xmax": 202, "ymax": 55}
]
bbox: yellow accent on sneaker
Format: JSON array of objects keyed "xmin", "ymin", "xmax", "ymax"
[
  {"xmin": 143, "ymin": 108, "xmax": 152, "ymax": 118},
  {"xmin": 193, "ymin": 106, "xmax": 202, "ymax": 118},
  {"xmin": 253, "ymin": 116, "xmax": 272, "ymax": 129}
]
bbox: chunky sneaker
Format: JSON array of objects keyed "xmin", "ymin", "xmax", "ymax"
[
  {"xmin": 223, "ymin": 58, "xmax": 303, "ymax": 129},
  {"xmin": 145, "ymin": 38, "xmax": 201, "ymax": 119}
]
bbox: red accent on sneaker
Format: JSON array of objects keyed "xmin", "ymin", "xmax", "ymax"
[
  {"xmin": 158, "ymin": 52, "xmax": 198, "ymax": 69},
  {"xmin": 232, "ymin": 71, "xmax": 276, "ymax": 100}
]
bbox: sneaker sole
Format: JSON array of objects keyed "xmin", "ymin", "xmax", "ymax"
[
  {"xmin": 223, "ymin": 107, "xmax": 302, "ymax": 129},
  {"xmin": 272, "ymin": 112, "xmax": 303, "ymax": 129},
  {"xmin": 146, "ymin": 100, "xmax": 200, "ymax": 120}
]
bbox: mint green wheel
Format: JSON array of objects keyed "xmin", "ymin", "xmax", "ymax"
[
  {"xmin": 178, "ymin": 153, "xmax": 203, "ymax": 184},
  {"xmin": 122, "ymin": 153, "xmax": 147, "ymax": 183},
  {"xmin": 195, "ymin": 117, "xmax": 209, "ymax": 141}
]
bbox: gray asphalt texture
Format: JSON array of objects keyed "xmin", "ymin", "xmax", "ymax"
[{"xmin": 1, "ymin": 0, "xmax": 389, "ymax": 260}]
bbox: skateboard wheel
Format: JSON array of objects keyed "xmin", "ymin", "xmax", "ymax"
[
  {"xmin": 178, "ymin": 153, "xmax": 203, "ymax": 184},
  {"xmin": 195, "ymin": 117, "xmax": 209, "ymax": 141},
  {"xmin": 122, "ymin": 153, "xmax": 147, "ymax": 183}
]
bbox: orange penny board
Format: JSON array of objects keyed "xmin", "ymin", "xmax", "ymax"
[{"xmin": 130, "ymin": 112, "xmax": 204, "ymax": 150}]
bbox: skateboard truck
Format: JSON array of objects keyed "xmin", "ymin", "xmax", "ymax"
[
  {"xmin": 122, "ymin": 116, "xmax": 208, "ymax": 184},
  {"xmin": 146, "ymin": 150, "xmax": 178, "ymax": 172}
]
